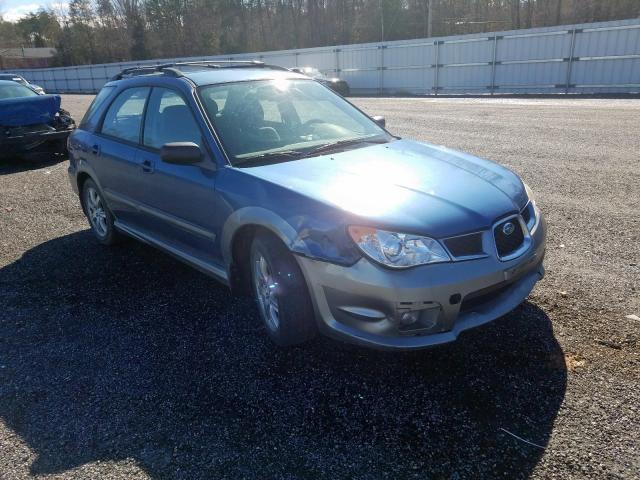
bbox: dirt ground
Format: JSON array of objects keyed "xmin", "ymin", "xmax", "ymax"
[{"xmin": 0, "ymin": 95, "xmax": 638, "ymax": 479}]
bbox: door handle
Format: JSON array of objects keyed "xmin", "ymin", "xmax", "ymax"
[
  {"xmin": 141, "ymin": 159, "xmax": 155, "ymax": 173},
  {"xmin": 91, "ymin": 144, "xmax": 100, "ymax": 156}
]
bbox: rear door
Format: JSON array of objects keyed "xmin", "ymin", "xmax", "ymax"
[
  {"xmin": 134, "ymin": 87, "xmax": 222, "ymax": 267},
  {"xmin": 91, "ymin": 86, "xmax": 150, "ymax": 228}
]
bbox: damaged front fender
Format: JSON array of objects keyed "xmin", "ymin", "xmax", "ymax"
[{"xmin": 221, "ymin": 206, "xmax": 362, "ymax": 268}]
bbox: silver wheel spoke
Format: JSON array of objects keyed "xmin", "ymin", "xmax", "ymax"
[
  {"xmin": 254, "ymin": 253, "xmax": 280, "ymax": 332},
  {"xmin": 259, "ymin": 257, "xmax": 269, "ymax": 281},
  {"xmin": 86, "ymin": 187, "xmax": 108, "ymax": 237}
]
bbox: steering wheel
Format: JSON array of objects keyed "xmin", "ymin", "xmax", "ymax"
[
  {"xmin": 301, "ymin": 119, "xmax": 326, "ymax": 129},
  {"xmin": 299, "ymin": 118, "xmax": 329, "ymax": 137}
]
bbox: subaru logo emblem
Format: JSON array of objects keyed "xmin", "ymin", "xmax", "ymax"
[{"xmin": 502, "ymin": 222, "xmax": 515, "ymax": 236}]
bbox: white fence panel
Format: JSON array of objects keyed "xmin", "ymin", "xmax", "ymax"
[
  {"xmin": 3, "ymin": 18, "xmax": 639, "ymax": 95},
  {"xmin": 572, "ymin": 58, "xmax": 639, "ymax": 86},
  {"xmin": 439, "ymin": 65, "xmax": 492, "ymax": 90},
  {"xmin": 297, "ymin": 50, "xmax": 335, "ymax": 71},
  {"xmin": 497, "ymin": 31, "xmax": 570, "ymax": 62},
  {"xmin": 574, "ymin": 25, "xmax": 640, "ymax": 57},
  {"xmin": 495, "ymin": 61, "xmax": 567, "ymax": 87},
  {"xmin": 439, "ymin": 39, "xmax": 493, "ymax": 64}
]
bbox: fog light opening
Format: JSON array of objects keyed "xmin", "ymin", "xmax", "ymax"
[{"xmin": 400, "ymin": 311, "xmax": 420, "ymax": 326}]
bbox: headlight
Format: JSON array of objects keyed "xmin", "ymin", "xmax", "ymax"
[{"xmin": 348, "ymin": 226, "xmax": 450, "ymax": 268}]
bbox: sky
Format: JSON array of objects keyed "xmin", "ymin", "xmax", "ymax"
[{"xmin": 1, "ymin": 0, "xmax": 67, "ymax": 22}]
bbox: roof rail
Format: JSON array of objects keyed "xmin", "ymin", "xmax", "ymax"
[{"xmin": 110, "ymin": 60, "xmax": 288, "ymax": 81}]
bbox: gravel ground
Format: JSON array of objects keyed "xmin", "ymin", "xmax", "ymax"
[{"xmin": 0, "ymin": 95, "xmax": 638, "ymax": 479}]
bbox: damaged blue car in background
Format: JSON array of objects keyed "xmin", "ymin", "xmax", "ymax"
[{"xmin": 0, "ymin": 80, "xmax": 75, "ymax": 158}]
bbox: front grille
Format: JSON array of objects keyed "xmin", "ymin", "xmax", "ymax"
[
  {"xmin": 444, "ymin": 232, "xmax": 484, "ymax": 258},
  {"xmin": 494, "ymin": 217, "xmax": 525, "ymax": 258}
]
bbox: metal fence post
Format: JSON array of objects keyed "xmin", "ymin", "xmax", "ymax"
[
  {"xmin": 334, "ymin": 48, "xmax": 340, "ymax": 76},
  {"xmin": 565, "ymin": 28, "xmax": 577, "ymax": 94},
  {"xmin": 433, "ymin": 40, "xmax": 440, "ymax": 96},
  {"xmin": 378, "ymin": 44, "xmax": 385, "ymax": 95},
  {"xmin": 490, "ymin": 35, "xmax": 498, "ymax": 95}
]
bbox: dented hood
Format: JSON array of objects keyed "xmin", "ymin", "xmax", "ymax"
[
  {"xmin": 242, "ymin": 139, "xmax": 528, "ymax": 237},
  {"xmin": 0, "ymin": 94, "xmax": 61, "ymax": 127}
]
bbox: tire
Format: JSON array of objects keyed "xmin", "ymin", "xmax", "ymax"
[
  {"xmin": 81, "ymin": 179, "xmax": 120, "ymax": 245},
  {"xmin": 250, "ymin": 232, "xmax": 317, "ymax": 346}
]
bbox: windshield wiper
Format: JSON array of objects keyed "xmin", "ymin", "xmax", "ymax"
[
  {"xmin": 303, "ymin": 136, "xmax": 388, "ymax": 157},
  {"xmin": 234, "ymin": 150, "xmax": 305, "ymax": 167},
  {"xmin": 234, "ymin": 136, "xmax": 389, "ymax": 167}
]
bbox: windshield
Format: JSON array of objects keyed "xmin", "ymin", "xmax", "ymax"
[
  {"xmin": 0, "ymin": 75, "xmax": 28, "ymax": 85},
  {"xmin": 199, "ymin": 79, "xmax": 391, "ymax": 166},
  {"xmin": 0, "ymin": 83, "xmax": 38, "ymax": 99}
]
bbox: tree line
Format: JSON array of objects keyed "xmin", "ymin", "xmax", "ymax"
[{"xmin": 1, "ymin": 0, "xmax": 638, "ymax": 67}]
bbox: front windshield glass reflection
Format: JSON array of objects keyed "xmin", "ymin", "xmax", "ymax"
[{"xmin": 199, "ymin": 79, "xmax": 391, "ymax": 165}]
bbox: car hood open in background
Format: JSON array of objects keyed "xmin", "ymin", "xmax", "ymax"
[
  {"xmin": 0, "ymin": 94, "xmax": 61, "ymax": 127},
  {"xmin": 243, "ymin": 139, "xmax": 528, "ymax": 238}
]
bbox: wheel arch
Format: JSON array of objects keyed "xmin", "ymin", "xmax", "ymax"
[
  {"xmin": 76, "ymin": 171, "xmax": 94, "ymax": 214},
  {"xmin": 76, "ymin": 171, "xmax": 91, "ymax": 193},
  {"xmin": 222, "ymin": 207, "xmax": 309, "ymax": 295},
  {"xmin": 75, "ymin": 169, "xmax": 113, "ymax": 219}
]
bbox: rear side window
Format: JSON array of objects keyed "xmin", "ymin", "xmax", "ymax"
[
  {"xmin": 80, "ymin": 86, "xmax": 115, "ymax": 128},
  {"xmin": 143, "ymin": 88, "xmax": 201, "ymax": 149},
  {"xmin": 101, "ymin": 87, "xmax": 150, "ymax": 143}
]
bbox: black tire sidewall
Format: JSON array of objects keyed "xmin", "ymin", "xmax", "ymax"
[{"xmin": 250, "ymin": 232, "xmax": 317, "ymax": 346}]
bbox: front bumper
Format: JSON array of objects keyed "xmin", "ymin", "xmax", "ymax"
[
  {"xmin": 1, "ymin": 128, "xmax": 72, "ymax": 151},
  {"xmin": 296, "ymin": 215, "xmax": 547, "ymax": 350}
]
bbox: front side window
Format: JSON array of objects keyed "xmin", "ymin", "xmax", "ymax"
[
  {"xmin": 0, "ymin": 83, "xmax": 39, "ymax": 99},
  {"xmin": 199, "ymin": 79, "xmax": 390, "ymax": 165},
  {"xmin": 101, "ymin": 87, "xmax": 150, "ymax": 143},
  {"xmin": 143, "ymin": 88, "xmax": 201, "ymax": 149}
]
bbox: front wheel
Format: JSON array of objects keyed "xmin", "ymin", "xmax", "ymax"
[{"xmin": 250, "ymin": 232, "xmax": 317, "ymax": 346}]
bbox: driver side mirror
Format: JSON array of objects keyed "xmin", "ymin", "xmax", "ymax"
[
  {"xmin": 372, "ymin": 116, "xmax": 386, "ymax": 128},
  {"xmin": 160, "ymin": 142, "xmax": 202, "ymax": 165}
]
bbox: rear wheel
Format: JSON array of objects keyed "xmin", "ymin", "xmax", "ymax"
[
  {"xmin": 250, "ymin": 232, "xmax": 317, "ymax": 346},
  {"xmin": 82, "ymin": 179, "xmax": 120, "ymax": 245}
]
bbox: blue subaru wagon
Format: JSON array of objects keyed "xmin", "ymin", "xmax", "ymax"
[{"xmin": 68, "ymin": 61, "xmax": 546, "ymax": 350}]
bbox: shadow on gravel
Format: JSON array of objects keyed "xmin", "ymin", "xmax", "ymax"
[
  {"xmin": 0, "ymin": 152, "xmax": 66, "ymax": 175},
  {"xmin": 0, "ymin": 231, "xmax": 566, "ymax": 479}
]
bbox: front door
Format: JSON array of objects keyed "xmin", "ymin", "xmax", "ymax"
[{"xmin": 135, "ymin": 87, "xmax": 223, "ymax": 268}]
